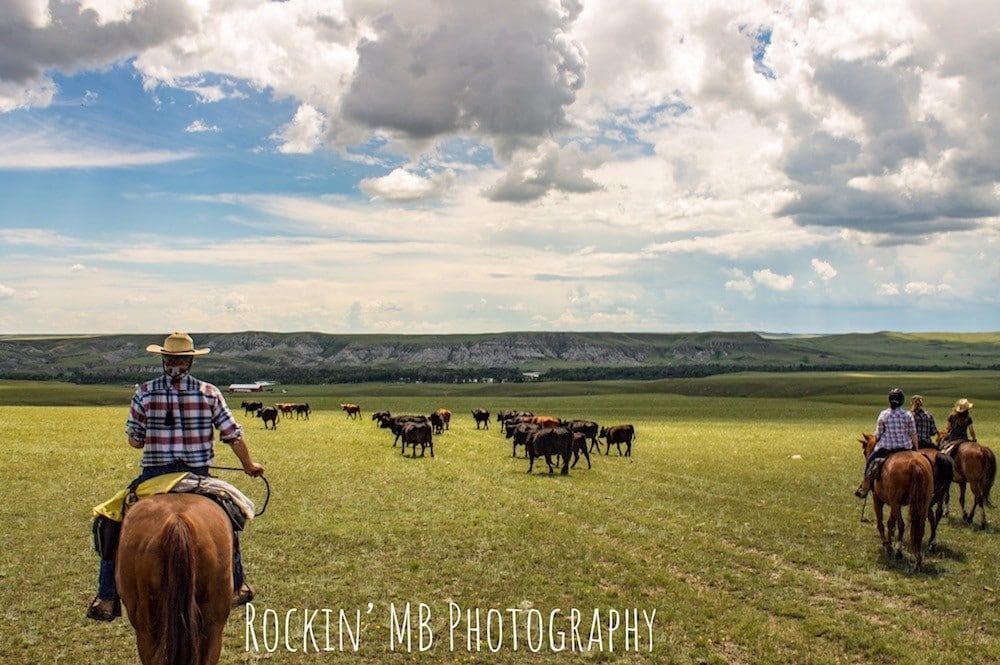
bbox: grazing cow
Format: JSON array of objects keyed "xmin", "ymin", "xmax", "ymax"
[
  {"xmin": 525, "ymin": 427, "xmax": 572, "ymax": 475},
  {"xmin": 599, "ymin": 425, "xmax": 636, "ymax": 456},
  {"xmin": 400, "ymin": 422, "xmax": 434, "ymax": 458},
  {"xmin": 430, "ymin": 412, "xmax": 445, "ymax": 435},
  {"xmin": 340, "ymin": 403, "xmax": 362, "ymax": 419},
  {"xmin": 507, "ymin": 422, "xmax": 540, "ymax": 457},
  {"xmin": 294, "ymin": 403, "xmax": 311, "ymax": 420},
  {"xmin": 256, "ymin": 407, "xmax": 279, "ymax": 430},
  {"xmin": 528, "ymin": 415, "xmax": 560, "ymax": 428},
  {"xmin": 434, "ymin": 408, "xmax": 452, "ymax": 431},
  {"xmin": 372, "ymin": 411, "xmax": 390, "ymax": 423},
  {"xmin": 276, "ymin": 403, "xmax": 296, "ymax": 418},
  {"xmin": 564, "ymin": 420, "xmax": 600, "ymax": 452},
  {"xmin": 472, "ymin": 409, "xmax": 491, "ymax": 429},
  {"xmin": 497, "ymin": 410, "xmax": 533, "ymax": 423},
  {"xmin": 241, "ymin": 400, "xmax": 263, "ymax": 415},
  {"xmin": 384, "ymin": 415, "xmax": 430, "ymax": 446}
]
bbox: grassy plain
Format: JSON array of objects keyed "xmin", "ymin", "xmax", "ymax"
[{"xmin": 0, "ymin": 374, "xmax": 997, "ymax": 664}]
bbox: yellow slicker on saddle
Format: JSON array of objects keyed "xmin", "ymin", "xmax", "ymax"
[{"xmin": 92, "ymin": 472, "xmax": 189, "ymax": 522}]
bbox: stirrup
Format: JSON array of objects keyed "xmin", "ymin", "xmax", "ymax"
[
  {"xmin": 232, "ymin": 583, "xmax": 255, "ymax": 607},
  {"xmin": 86, "ymin": 596, "xmax": 121, "ymax": 622}
]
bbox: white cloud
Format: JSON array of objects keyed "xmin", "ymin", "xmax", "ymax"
[
  {"xmin": 752, "ymin": 269, "xmax": 794, "ymax": 292},
  {"xmin": 184, "ymin": 120, "xmax": 219, "ymax": 133},
  {"xmin": 811, "ymin": 258, "xmax": 837, "ymax": 281},
  {"xmin": 878, "ymin": 282, "xmax": 900, "ymax": 296},
  {"xmin": 904, "ymin": 281, "xmax": 950, "ymax": 296},
  {"xmin": 272, "ymin": 104, "xmax": 326, "ymax": 154},
  {"xmin": 70, "ymin": 263, "xmax": 87, "ymax": 273},
  {"xmin": 359, "ymin": 168, "xmax": 455, "ymax": 201},
  {"xmin": 0, "ymin": 283, "xmax": 15, "ymax": 299},
  {"xmin": 724, "ymin": 269, "xmax": 755, "ymax": 298},
  {"xmin": 0, "ymin": 129, "xmax": 194, "ymax": 169}
]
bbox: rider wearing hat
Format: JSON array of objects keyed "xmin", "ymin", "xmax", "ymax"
[
  {"xmin": 87, "ymin": 332, "xmax": 265, "ymax": 621},
  {"xmin": 855, "ymin": 388, "xmax": 917, "ymax": 498},
  {"xmin": 942, "ymin": 398, "xmax": 977, "ymax": 452}
]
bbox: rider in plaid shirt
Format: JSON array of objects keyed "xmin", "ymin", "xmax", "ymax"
[
  {"xmin": 910, "ymin": 395, "xmax": 938, "ymax": 448},
  {"xmin": 855, "ymin": 388, "xmax": 917, "ymax": 498},
  {"xmin": 88, "ymin": 332, "xmax": 264, "ymax": 622}
]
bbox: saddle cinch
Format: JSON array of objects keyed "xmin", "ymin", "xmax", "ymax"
[{"xmin": 93, "ymin": 472, "xmax": 255, "ymax": 531}]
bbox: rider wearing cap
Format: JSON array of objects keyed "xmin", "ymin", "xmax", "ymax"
[
  {"xmin": 87, "ymin": 332, "xmax": 264, "ymax": 621},
  {"xmin": 855, "ymin": 388, "xmax": 917, "ymax": 498}
]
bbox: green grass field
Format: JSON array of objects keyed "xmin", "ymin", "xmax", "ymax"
[{"xmin": 0, "ymin": 374, "xmax": 997, "ymax": 664}]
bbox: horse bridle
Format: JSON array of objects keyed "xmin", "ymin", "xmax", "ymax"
[{"xmin": 209, "ymin": 466, "xmax": 272, "ymax": 517}]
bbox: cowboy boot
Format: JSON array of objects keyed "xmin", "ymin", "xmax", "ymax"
[
  {"xmin": 232, "ymin": 582, "xmax": 255, "ymax": 607},
  {"xmin": 86, "ymin": 596, "xmax": 121, "ymax": 622}
]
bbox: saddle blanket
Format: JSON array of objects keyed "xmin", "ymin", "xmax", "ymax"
[{"xmin": 93, "ymin": 472, "xmax": 255, "ymax": 526}]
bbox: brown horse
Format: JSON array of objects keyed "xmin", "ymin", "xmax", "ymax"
[
  {"xmin": 117, "ymin": 494, "xmax": 234, "ymax": 665},
  {"xmin": 859, "ymin": 434, "xmax": 933, "ymax": 569},
  {"xmin": 936, "ymin": 433, "xmax": 996, "ymax": 529},
  {"xmin": 916, "ymin": 446, "xmax": 954, "ymax": 548}
]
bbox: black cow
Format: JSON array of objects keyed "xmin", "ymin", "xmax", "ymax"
[
  {"xmin": 256, "ymin": 407, "xmax": 279, "ymax": 430},
  {"xmin": 400, "ymin": 422, "xmax": 434, "ymax": 458},
  {"xmin": 567, "ymin": 431, "xmax": 592, "ymax": 469},
  {"xmin": 241, "ymin": 400, "xmax": 264, "ymax": 415},
  {"xmin": 294, "ymin": 403, "xmax": 311, "ymax": 420},
  {"xmin": 497, "ymin": 410, "xmax": 533, "ymax": 423},
  {"xmin": 430, "ymin": 412, "xmax": 445, "ymax": 435},
  {"xmin": 525, "ymin": 427, "xmax": 572, "ymax": 475},
  {"xmin": 508, "ymin": 422, "xmax": 540, "ymax": 458},
  {"xmin": 503, "ymin": 416, "xmax": 535, "ymax": 438},
  {"xmin": 472, "ymin": 409, "xmax": 491, "ymax": 429},
  {"xmin": 372, "ymin": 410, "xmax": 390, "ymax": 423},
  {"xmin": 564, "ymin": 420, "xmax": 600, "ymax": 452},
  {"xmin": 384, "ymin": 415, "xmax": 430, "ymax": 446},
  {"xmin": 599, "ymin": 425, "xmax": 635, "ymax": 456}
]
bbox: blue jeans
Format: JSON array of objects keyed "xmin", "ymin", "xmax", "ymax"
[{"xmin": 96, "ymin": 461, "xmax": 245, "ymax": 599}]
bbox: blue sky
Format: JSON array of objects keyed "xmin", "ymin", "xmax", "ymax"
[{"xmin": 0, "ymin": 0, "xmax": 997, "ymax": 334}]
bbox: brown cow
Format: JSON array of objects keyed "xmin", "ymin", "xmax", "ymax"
[
  {"xmin": 340, "ymin": 403, "xmax": 362, "ymax": 419},
  {"xmin": 435, "ymin": 408, "xmax": 452, "ymax": 431},
  {"xmin": 528, "ymin": 415, "xmax": 560, "ymax": 428}
]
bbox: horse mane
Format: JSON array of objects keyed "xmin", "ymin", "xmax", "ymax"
[{"xmin": 156, "ymin": 514, "xmax": 202, "ymax": 665}]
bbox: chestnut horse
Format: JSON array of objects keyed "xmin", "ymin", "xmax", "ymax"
[
  {"xmin": 936, "ymin": 433, "xmax": 996, "ymax": 529},
  {"xmin": 859, "ymin": 434, "xmax": 933, "ymax": 569},
  {"xmin": 117, "ymin": 494, "xmax": 233, "ymax": 665}
]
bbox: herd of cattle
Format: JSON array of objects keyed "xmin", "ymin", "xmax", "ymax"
[
  {"xmin": 372, "ymin": 407, "xmax": 636, "ymax": 475},
  {"xmin": 242, "ymin": 401, "xmax": 637, "ymax": 475},
  {"xmin": 241, "ymin": 401, "xmax": 311, "ymax": 430}
]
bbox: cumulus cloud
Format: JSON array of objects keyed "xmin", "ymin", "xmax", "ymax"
[
  {"xmin": 485, "ymin": 141, "xmax": 605, "ymax": 203},
  {"xmin": 0, "ymin": 0, "xmax": 201, "ymax": 111},
  {"xmin": 811, "ymin": 258, "xmax": 837, "ymax": 282},
  {"xmin": 752, "ymin": 268, "xmax": 794, "ymax": 292},
  {"xmin": 359, "ymin": 168, "xmax": 455, "ymax": 201},
  {"xmin": 878, "ymin": 282, "xmax": 900, "ymax": 296},
  {"xmin": 0, "ymin": 283, "xmax": 14, "ymax": 299},
  {"xmin": 724, "ymin": 269, "xmax": 755, "ymax": 299},
  {"xmin": 272, "ymin": 104, "xmax": 326, "ymax": 154},
  {"xmin": 904, "ymin": 281, "xmax": 950, "ymax": 296},
  {"xmin": 184, "ymin": 120, "xmax": 219, "ymax": 133}
]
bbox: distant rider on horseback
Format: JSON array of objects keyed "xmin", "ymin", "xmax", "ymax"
[
  {"xmin": 87, "ymin": 332, "xmax": 265, "ymax": 621},
  {"xmin": 941, "ymin": 398, "xmax": 977, "ymax": 455},
  {"xmin": 855, "ymin": 388, "xmax": 917, "ymax": 498},
  {"xmin": 910, "ymin": 395, "xmax": 939, "ymax": 449}
]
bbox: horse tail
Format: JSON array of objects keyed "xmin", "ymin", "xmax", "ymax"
[
  {"xmin": 983, "ymin": 447, "xmax": 996, "ymax": 508},
  {"xmin": 908, "ymin": 462, "xmax": 931, "ymax": 559},
  {"xmin": 157, "ymin": 514, "xmax": 201, "ymax": 665}
]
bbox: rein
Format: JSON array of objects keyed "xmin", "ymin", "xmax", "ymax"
[{"xmin": 208, "ymin": 466, "xmax": 271, "ymax": 517}]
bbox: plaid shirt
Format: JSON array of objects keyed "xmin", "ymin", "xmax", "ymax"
[
  {"xmin": 125, "ymin": 373, "xmax": 243, "ymax": 468},
  {"xmin": 874, "ymin": 407, "xmax": 916, "ymax": 452},
  {"xmin": 912, "ymin": 409, "xmax": 937, "ymax": 446}
]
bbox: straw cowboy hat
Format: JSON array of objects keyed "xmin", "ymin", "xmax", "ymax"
[
  {"xmin": 954, "ymin": 398, "xmax": 974, "ymax": 413},
  {"xmin": 146, "ymin": 331, "xmax": 210, "ymax": 356}
]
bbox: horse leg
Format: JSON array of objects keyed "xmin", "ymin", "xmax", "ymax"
[
  {"xmin": 874, "ymin": 498, "xmax": 889, "ymax": 555},
  {"xmin": 928, "ymin": 499, "xmax": 941, "ymax": 549},
  {"xmin": 959, "ymin": 481, "xmax": 969, "ymax": 522},
  {"xmin": 891, "ymin": 504, "xmax": 904, "ymax": 560}
]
